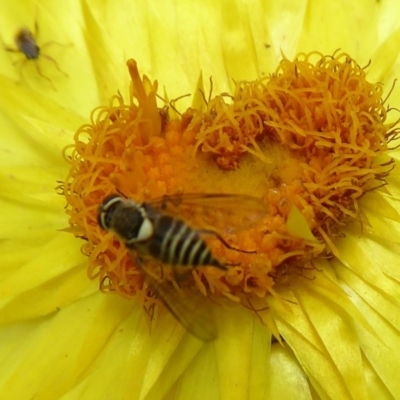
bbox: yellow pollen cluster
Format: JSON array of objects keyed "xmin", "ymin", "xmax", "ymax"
[{"xmin": 62, "ymin": 52, "xmax": 398, "ymax": 310}]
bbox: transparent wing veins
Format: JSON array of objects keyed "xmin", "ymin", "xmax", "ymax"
[
  {"xmin": 147, "ymin": 193, "xmax": 267, "ymax": 234},
  {"xmin": 136, "ymin": 257, "xmax": 217, "ymax": 341}
]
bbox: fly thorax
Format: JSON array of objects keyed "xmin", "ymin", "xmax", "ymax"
[{"xmin": 111, "ymin": 204, "xmax": 152, "ymax": 244}]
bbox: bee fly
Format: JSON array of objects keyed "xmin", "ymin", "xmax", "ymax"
[
  {"xmin": 98, "ymin": 193, "xmax": 267, "ymax": 340},
  {"xmin": 98, "ymin": 194, "xmax": 236, "ymax": 270}
]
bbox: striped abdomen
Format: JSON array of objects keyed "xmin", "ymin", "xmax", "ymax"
[{"xmin": 136, "ymin": 214, "xmax": 224, "ymax": 269}]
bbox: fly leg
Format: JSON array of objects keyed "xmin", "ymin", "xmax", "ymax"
[{"xmin": 197, "ymin": 229, "xmax": 257, "ymax": 254}]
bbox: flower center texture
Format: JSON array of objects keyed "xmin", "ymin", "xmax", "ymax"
[{"xmin": 62, "ymin": 51, "xmax": 398, "ymax": 315}]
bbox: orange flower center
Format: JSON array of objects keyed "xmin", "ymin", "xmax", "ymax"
[{"xmin": 62, "ymin": 52, "xmax": 398, "ymax": 311}]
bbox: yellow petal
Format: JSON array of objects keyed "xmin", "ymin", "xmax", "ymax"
[
  {"xmin": 269, "ymin": 345, "xmax": 313, "ymax": 399},
  {"xmin": 287, "ymin": 206, "xmax": 318, "ymax": 242},
  {"xmin": 0, "ymin": 294, "xmax": 134, "ymax": 399},
  {"xmin": 1, "ymin": 1, "xmax": 400, "ymax": 399}
]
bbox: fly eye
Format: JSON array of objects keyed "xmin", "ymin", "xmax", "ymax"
[
  {"xmin": 97, "ymin": 209, "xmax": 109, "ymax": 230},
  {"xmin": 101, "ymin": 194, "xmax": 122, "ymax": 207},
  {"xmin": 98, "ymin": 195, "xmax": 123, "ymax": 230}
]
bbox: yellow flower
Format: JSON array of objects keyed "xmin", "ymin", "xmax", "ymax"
[{"xmin": 1, "ymin": 1, "xmax": 400, "ymax": 400}]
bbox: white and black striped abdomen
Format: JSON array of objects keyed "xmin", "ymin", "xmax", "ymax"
[{"xmin": 137, "ymin": 214, "xmax": 223, "ymax": 269}]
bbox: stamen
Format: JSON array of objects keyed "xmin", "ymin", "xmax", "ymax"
[{"xmin": 62, "ymin": 52, "xmax": 399, "ymax": 312}]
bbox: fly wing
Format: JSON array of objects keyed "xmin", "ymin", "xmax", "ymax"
[
  {"xmin": 138, "ymin": 259, "xmax": 218, "ymax": 341},
  {"xmin": 147, "ymin": 193, "xmax": 267, "ymax": 234}
]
